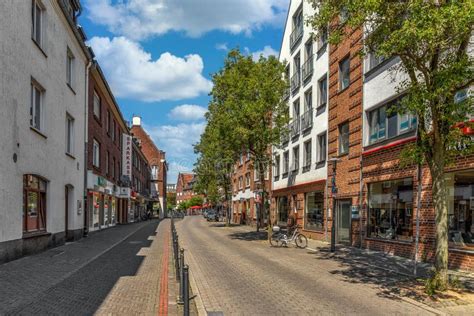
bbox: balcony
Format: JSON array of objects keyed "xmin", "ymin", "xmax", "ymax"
[
  {"xmin": 290, "ymin": 24, "xmax": 303, "ymax": 50},
  {"xmin": 290, "ymin": 72, "xmax": 300, "ymax": 93},
  {"xmin": 300, "ymin": 108, "xmax": 313, "ymax": 132},
  {"xmin": 302, "ymin": 56, "xmax": 314, "ymax": 81},
  {"xmin": 280, "ymin": 127, "xmax": 289, "ymax": 144},
  {"xmin": 290, "ymin": 119, "xmax": 300, "ymax": 138}
]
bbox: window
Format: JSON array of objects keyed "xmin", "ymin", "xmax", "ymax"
[
  {"xmin": 283, "ymin": 151, "xmax": 289, "ymax": 176},
  {"xmin": 246, "ymin": 150, "xmax": 250, "ymax": 161},
  {"xmin": 305, "ymin": 192, "xmax": 324, "ymax": 231},
  {"xmin": 106, "ymin": 110, "xmax": 110, "ymax": 134},
  {"xmin": 303, "ymin": 140, "xmax": 311, "ymax": 169},
  {"xmin": 238, "ymin": 176, "xmax": 243, "ymax": 189},
  {"xmin": 274, "ymin": 155, "xmax": 280, "ymax": 178},
  {"xmin": 66, "ymin": 115, "xmax": 74, "ymax": 155},
  {"xmin": 317, "ymin": 132, "xmax": 327, "ymax": 163},
  {"xmin": 305, "ymin": 39, "xmax": 313, "ymax": 61},
  {"xmin": 293, "ymin": 99, "xmax": 300, "ymax": 118},
  {"xmin": 111, "ymin": 120, "xmax": 116, "ymax": 141},
  {"xmin": 339, "ymin": 56, "xmax": 350, "ymax": 90},
  {"xmin": 318, "ymin": 27, "xmax": 328, "ymax": 50},
  {"xmin": 368, "ymin": 99, "xmax": 417, "ymax": 144},
  {"xmin": 239, "ymin": 153, "xmax": 243, "ymax": 165},
  {"xmin": 318, "ymin": 75, "xmax": 328, "ymax": 107},
  {"xmin": 105, "ymin": 151, "xmax": 109, "ymax": 175},
  {"xmin": 446, "ymin": 169, "xmax": 474, "ymax": 249},
  {"xmin": 339, "ymin": 122, "xmax": 349, "ymax": 155},
  {"xmin": 277, "ymin": 196, "xmax": 289, "ymax": 225},
  {"xmin": 93, "ymin": 91, "xmax": 101, "ymax": 120},
  {"xmin": 30, "ymin": 81, "xmax": 43, "ymax": 131},
  {"xmin": 66, "ymin": 48, "xmax": 75, "ymax": 88},
  {"xmin": 245, "ymin": 173, "xmax": 250, "ymax": 187},
  {"xmin": 32, "ymin": 0, "xmax": 44, "ymax": 47},
  {"xmin": 304, "ymin": 89, "xmax": 312, "ymax": 112},
  {"xmin": 93, "ymin": 139, "xmax": 100, "ymax": 168},
  {"xmin": 339, "ymin": 7, "xmax": 348, "ymax": 23},
  {"xmin": 112, "ymin": 157, "xmax": 116, "ymax": 179},
  {"xmin": 367, "ymin": 51, "xmax": 386, "ymax": 72},
  {"xmin": 292, "ymin": 146, "xmax": 299, "ymax": 172},
  {"xmin": 367, "ymin": 178, "xmax": 414, "ymax": 241},
  {"xmin": 23, "ymin": 175, "xmax": 47, "ymax": 233}
]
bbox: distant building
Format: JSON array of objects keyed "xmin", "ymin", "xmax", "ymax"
[
  {"xmin": 131, "ymin": 116, "xmax": 167, "ymax": 218},
  {"xmin": 176, "ymin": 173, "xmax": 197, "ymax": 206},
  {"xmin": 167, "ymin": 183, "xmax": 176, "ymax": 193}
]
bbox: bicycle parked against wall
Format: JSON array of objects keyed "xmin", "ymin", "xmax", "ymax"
[{"xmin": 270, "ymin": 224, "xmax": 308, "ymax": 248}]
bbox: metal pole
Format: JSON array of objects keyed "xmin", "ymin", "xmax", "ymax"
[
  {"xmin": 183, "ymin": 264, "xmax": 190, "ymax": 316},
  {"xmin": 179, "ymin": 248, "xmax": 185, "ymax": 302},
  {"xmin": 330, "ymin": 160, "xmax": 338, "ymax": 252},
  {"xmin": 414, "ymin": 163, "xmax": 422, "ymax": 276}
]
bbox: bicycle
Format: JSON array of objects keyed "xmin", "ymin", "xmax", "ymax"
[{"xmin": 270, "ymin": 224, "xmax": 308, "ymax": 248}]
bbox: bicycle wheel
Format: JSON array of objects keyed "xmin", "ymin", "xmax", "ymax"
[
  {"xmin": 269, "ymin": 234, "xmax": 282, "ymax": 247},
  {"xmin": 295, "ymin": 233, "xmax": 308, "ymax": 248}
]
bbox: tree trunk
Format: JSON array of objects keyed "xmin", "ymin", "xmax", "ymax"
[{"xmin": 429, "ymin": 141, "xmax": 449, "ymax": 289}]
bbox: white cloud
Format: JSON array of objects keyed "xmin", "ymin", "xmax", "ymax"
[
  {"xmin": 87, "ymin": 36, "xmax": 212, "ymax": 102},
  {"xmin": 85, "ymin": 0, "xmax": 288, "ymax": 40},
  {"xmin": 144, "ymin": 122, "xmax": 205, "ymax": 182},
  {"xmin": 216, "ymin": 43, "xmax": 229, "ymax": 51},
  {"xmin": 168, "ymin": 104, "xmax": 207, "ymax": 121},
  {"xmin": 246, "ymin": 45, "xmax": 279, "ymax": 61}
]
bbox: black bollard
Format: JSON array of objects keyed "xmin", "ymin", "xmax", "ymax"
[
  {"xmin": 179, "ymin": 248, "xmax": 185, "ymax": 297},
  {"xmin": 183, "ymin": 264, "xmax": 190, "ymax": 316}
]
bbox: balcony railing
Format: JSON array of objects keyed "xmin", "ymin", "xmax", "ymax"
[
  {"xmin": 290, "ymin": 119, "xmax": 300, "ymax": 138},
  {"xmin": 290, "ymin": 72, "xmax": 300, "ymax": 92},
  {"xmin": 290, "ymin": 24, "xmax": 303, "ymax": 49},
  {"xmin": 281, "ymin": 126, "xmax": 290, "ymax": 144},
  {"xmin": 302, "ymin": 56, "xmax": 314, "ymax": 81},
  {"xmin": 300, "ymin": 108, "xmax": 313, "ymax": 132}
]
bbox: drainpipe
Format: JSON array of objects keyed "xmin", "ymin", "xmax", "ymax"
[
  {"xmin": 358, "ymin": 155, "xmax": 364, "ymax": 249},
  {"xmin": 324, "ymin": 171, "xmax": 329, "ymax": 242},
  {"xmin": 414, "ymin": 125, "xmax": 422, "ymax": 276},
  {"xmin": 83, "ymin": 60, "xmax": 92, "ymax": 237}
]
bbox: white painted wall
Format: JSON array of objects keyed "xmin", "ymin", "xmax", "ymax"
[
  {"xmin": 0, "ymin": 0, "xmax": 88, "ymax": 242},
  {"xmin": 273, "ymin": 0, "xmax": 328, "ymax": 191}
]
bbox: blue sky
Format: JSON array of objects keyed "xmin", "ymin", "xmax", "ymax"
[{"xmin": 79, "ymin": 0, "xmax": 289, "ymax": 183}]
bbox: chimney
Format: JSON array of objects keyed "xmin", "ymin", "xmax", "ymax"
[{"xmin": 132, "ymin": 116, "xmax": 141, "ymax": 126}]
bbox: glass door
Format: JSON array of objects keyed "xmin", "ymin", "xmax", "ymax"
[{"xmin": 337, "ymin": 200, "xmax": 351, "ymax": 244}]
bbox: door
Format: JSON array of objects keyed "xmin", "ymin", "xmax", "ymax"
[{"xmin": 337, "ymin": 200, "xmax": 351, "ymax": 244}]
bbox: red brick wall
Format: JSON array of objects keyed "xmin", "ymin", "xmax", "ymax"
[
  {"xmin": 88, "ymin": 70, "xmax": 126, "ymax": 184},
  {"xmin": 327, "ymin": 26, "xmax": 364, "ymax": 246}
]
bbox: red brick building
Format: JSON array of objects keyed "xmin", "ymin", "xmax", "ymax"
[
  {"xmin": 176, "ymin": 173, "xmax": 197, "ymax": 206},
  {"xmin": 131, "ymin": 116, "xmax": 167, "ymax": 218},
  {"xmin": 86, "ymin": 62, "xmax": 130, "ymax": 231},
  {"xmin": 130, "ymin": 137, "xmax": 152, "ymax": 221},
  {"xmin": 232, "ymin": 152, "xmax": 271, "ymax": 227}
]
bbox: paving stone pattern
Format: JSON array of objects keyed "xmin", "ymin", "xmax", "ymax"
[
  {"xmin": 176, "ymin": 216, "xmax": 435, "ymax": 316},
  {"xmin": 0, "ymin": 219, "xmax": 167, "ymax": 315}
]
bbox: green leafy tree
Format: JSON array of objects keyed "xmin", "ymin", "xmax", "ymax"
[
  {"xmin": 308, "ymin": 0, "xmax": 473, "ymax": 289},
  {"xmin": 205, "ymin": 49, "xmax": 289, "ymax": 234}
]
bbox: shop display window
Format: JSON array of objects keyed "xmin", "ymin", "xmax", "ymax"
[
  {"xmin": 368, "ymin": 178, "xmax": 413, "ymax": 241},
  {"xmin": 304, "ymin": 191, "xmax": 324, "ymax": 231}
]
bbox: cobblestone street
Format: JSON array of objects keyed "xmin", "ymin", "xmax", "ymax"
[
  {"xmin": 176, "ymin": 216, "xmax": 438, "ymax": 316},
  {"xmin": 0, "ymin": 219, "xmax": 169, "ymax": 315}
]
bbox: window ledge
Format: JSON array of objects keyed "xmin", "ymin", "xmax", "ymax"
[
  {"xmin": 449, "ymin": 247, "xmax": 474, "ymax": 255},
  {"xmin": 315, "ymin": 161, "xmax": 326, "ymax": 169},
  {"xmin": 32, "ymin": 39, "xmax": 47, "ymax": 58},
  {"xmin": 30, "ymin": 127, "xmax": 47, "ymax": 139},
  {"xmin": 337, "ymin": 85, "xmax": 350, "ymax": 95},
  {"xmin": 67, "ymin": 83, "xmax": 76, "ymax": 95},
  {"xmin": 23, "ymin": 231, "xmax": 51, "ymax": 239},
  {"xmin": 365, "ymin": 237, "xmax": 413, "ymax": 245},
  {"xmin": 65, "ymin": 152, "xmax": 76, "ymax": 159}
]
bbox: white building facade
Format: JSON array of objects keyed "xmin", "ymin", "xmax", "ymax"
[
  {"xmin": 272, "ymin": 0, "xmax": 329, "ymax": 239},
  {"xmin": 0, "ymin": 0, "xmax": 91, "ymax": 263}
]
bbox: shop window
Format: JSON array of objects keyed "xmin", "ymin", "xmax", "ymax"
[
  {"xmin": 447, "ymin": 170, "xmax": 474, "ymax": 249},
  {"xmin": 305, "ymin": 191, "xmax": 324, "ymax": 231},
  {"xmin": 23, "ymin": 175, "xmax": 47, "ymax": 233},
  {"xmin": 277, "ymin": 196, "xmax": 289, "ymax": 225},
  {"xmin": 367, "ymin": 178, "xmax": 413, "ymax": 241}
]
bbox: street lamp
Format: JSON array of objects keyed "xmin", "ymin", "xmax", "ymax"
[{"xmin": 328, "ymin": 157, "xmax": 341, "ymax": 252}]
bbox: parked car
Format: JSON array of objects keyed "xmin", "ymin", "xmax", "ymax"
[{"xmin": 206, "ymin": 210, "xmax": 219, "ymax": 222}]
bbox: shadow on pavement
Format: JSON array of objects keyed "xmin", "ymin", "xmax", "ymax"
[
  {"xmin": 8, "ymin": 220, "xmax": 161, "ymax": 315},
  {"xmin": 228, "ymin": 230, "xmax": 268, "ymax": 241},
  {"xmin": 208, "ymin": 222, "xmax": 241, "ymax": 228}
]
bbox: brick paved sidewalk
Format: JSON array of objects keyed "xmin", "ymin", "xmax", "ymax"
[{"xmin": 0, "ymin": 219, "xmax": 173, "ymax": 315}]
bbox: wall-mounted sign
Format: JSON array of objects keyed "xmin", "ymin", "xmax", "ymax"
[
  {"xmin": 97, "ymin": 176, "xmax": 106, "ymax": 187},
  {"xmin": 122, "ymin": 135, "xmax": 132, "ymax": 178},
  {"xmin": 351, "ymin": 205, "xmax": 360, "ymax": 219}
]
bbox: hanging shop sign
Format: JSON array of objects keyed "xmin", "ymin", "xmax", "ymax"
[{"xmin": 122, "ymin": 134, "xmax": 132, "ymax": 178}]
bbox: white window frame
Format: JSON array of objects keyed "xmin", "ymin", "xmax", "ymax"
[
  {"xmin": 32, "ymin": 0, "xmax": 45, "ymax": 48},
  {"xmin": 245, "ymin": 173, "xmax": 250, "ymax": 187},
  {"xmin": 66, "ymin": 114, "xmax": 74, "ymax": 155},
  {"xmin": 93, "ymin": 91, "xmax": 101, "ymax": 120},
  {"xmin": 30, "ymin": 80, "xmax": 44, "ymax": 131},
  {"xmin": 283, "ymin": 151, "xmax": 289, "ymax": 175},
  {"xmin": 66, "ymin": 48, "xmax": 75, "ymax": 88},
  {"xmin": 339, "ymin": 56, "xmax": 350, "ymax": 90},
  {"xmin": 303, "ymin": 140, "xmax": 312, "ymax": 168},
  {"xmin": 292, "ymin": 146, "xmax": 299, "ymax": 171},
  {"xmin": 318, "ymin": 74, "xmax": 328, "ymax": 108},
  {"xmin": 317, "ymin": 132, "xmax": 327, "ymax": 163},
  {"xmin": 274, "ymin": 155, "xmax": 280, "ymax": 178},
  {"xmin": 93, "ymin": 139, "xmax": 100, "ymax": 168}
]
